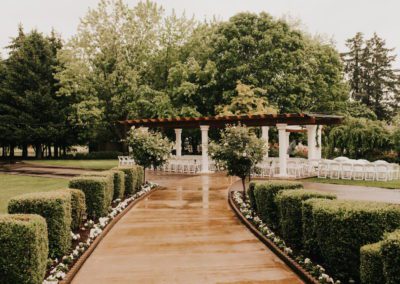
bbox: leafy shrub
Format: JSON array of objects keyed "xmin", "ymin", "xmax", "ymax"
[
  {"xmin": 0, "ymin": 214, "xmax": 49, "ymax": 284},
  {"xmin": 81, "ymin": 171, "xmax": 114, "ymax": 208},
  {"xmin": 275, "ymin": 190, "xmax": 336, "ymax": 250},
  {"xmin": 69, "ymin": 176, "xmax": 111, "ymax": 219},
  {"xmin": 253, "ymin": 181, "xmax": 303, "ymax": 229},
  {"xmin": 8, "ymin": 191, "xmax": 72, "ymax": 258},
  {"xmin": 360, "ymin": 241, "xmax": 384, "ymax": 284},
  {"xmin": 113, "ymin": 166, "xmax": 138, "ymax": 195},
  {"xmin": 135, "ymin": 165, "xmax": 144, "ymax": 190},
  {"xmin": 110, "ymin": 170, "xmax": 125, "ymax": 199},
  {"xmin": 310, "ymin": 200, "xmax": 400, "ymax": 282},
  {"xmin": 248, "ymin": 182, "xmax": 257, "ymax": 211},
  {"xmin": 381, "ymin": 229, "xmax": 400, "ymax": 284},
  {"xmin": 62, "ymin": 189, "xmax": 86, "ymax": 230}
]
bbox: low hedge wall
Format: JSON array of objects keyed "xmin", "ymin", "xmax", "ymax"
[
  {"xmin": 110, "ymin": 170, "xmax": 125, "ymax": 199},
  {"xmin": 309, "ymin": 199, "xmax": 400, "ymax": 282},
  {"xmin": 302, "ymin": 198, "xmax": 326, "ymax": 259},
  {"xmin": 62, "ymin": 188, "xmax": 86, "ymax": 230},
  {"xmin": 113, "ymin": 166, "xmax": 137, "ymax": 196},
  {"xmin": 275, "ymin": 190, "xmax": 336, "ymax": 250},
  {"xmin": 81, "ymin": 171, "xmax": 114, "ymax": 206},
  {"xmin": 248, "ymin": 182, "xmax": 257, "ymax": 211},
  {"xmin": 135, "ymin": 165, "xmax": 144, "ymax": 189},
  {"xmin": 69, "ymin": 176, "xmax": 111, "ymax": 219},
  {"xmin": 381, "ymin": 229, "xmax": 400, "ymax": 284},
  {"xmin": 360, "ymin": 241, "xmax": 384, "ymax": 284},
  {"xmin": 0, "ymin": 214, "xmax": 48, "ymax": 284},
  {"xmin": 253, "ymin": 181, "xmax": 303, "ymax": 229},
  {"xmin": 8, "ymin": 191, "xmax": 72, "ymax": 258}
]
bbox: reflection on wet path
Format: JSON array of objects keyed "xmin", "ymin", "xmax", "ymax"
[{"xmin": 72, "ymin": 172, "xmax": 302, "ymax": 284}]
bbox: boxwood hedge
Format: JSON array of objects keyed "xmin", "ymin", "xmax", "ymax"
[
  {"xmin": 302, "ymin": 198, "xmax": 326, "ymax": 259},
  {"xmin": 113, "ymin": 166, "xmax": 137, "ymax": 196},
  {"xmin": 8, "ymin": 191, "xmax": 72, "ymax": 258},
  {"xmin": 310, "ymin": 200, "xmax": 400, "ymax": 282},
  {"xmin": 360, "ymin": 241, "xmax": 384, "ymax": 284},
  {"xmin": 135, "ymin": 165, "xmax": 144, "ymax": 189},
  {"xmin": 253, "ymin": 181, "xmax": 303, "ymax": 229},
  {"xmin": 381, "ymin": 229, "xmax": 400, "ymax": 284},
  {"xmin": 248, "ymin": 182, "xmax": 257, "ymax": 211},
  {"xmin": 69, "ymin": 176, "xmax": 111, "ymax": 219},
  {"xmin": 275, "ymin": 190, "xmax": 336, "ymax": 250},
  {"xmin": 110, "ymin": 170, "xmax": 125, "ymax": 199},
  {"xmin": 62, "ymin": 188, "xmax": 86, "ymax": 230},
  {"xmin": 81, "ymin": 171, "xmax": 114, "ymax": 205},
  {"xmin": 0, "ymin": 214, "xmax": 48, "ymax": 284}
]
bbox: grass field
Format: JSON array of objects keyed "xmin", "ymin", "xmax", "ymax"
[
  {"xmin": 0, "ymin": 174, "xmax": 68, "ymax": 213},
  {"xmin": 305, "ymin": 177, "xmax": 400, "ymax": 189},
  {"xmin": 24, "ymin": 159, "xmax": 118, "ymax": 170}
]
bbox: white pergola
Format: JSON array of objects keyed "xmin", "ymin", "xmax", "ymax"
[{"xmin": 121, "ymin": 114, "xmax": 342, "ymax": 176}]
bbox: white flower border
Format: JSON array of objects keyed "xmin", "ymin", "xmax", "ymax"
[
  {"xmin": 232, "ymin": 191, "xmax": 341, "ymax": 284},
  {"xmin": 43, "ymin": 182, "xmax": 157, "ymax": 284}
]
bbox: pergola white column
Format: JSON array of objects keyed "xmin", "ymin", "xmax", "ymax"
[
  {"xmin": 306, "ymin": 125, "xmax": 317, "ymax": 160},
  {"xmin": 261, "ymin": 126, "xmax": 269, "ymax": 158},
  {"xmin": 276, "ymin": 123, "xmax": 288, "ymax": 176},
  {"xmin": 174, "ymin": 128, "xmax": 182, "ymax": 157},
  {"xmin": 286, "ymin": 132, "xmax": 291, "ymax": 157},
  {"xmin": 316, "ymin": 125, "xmax": 322, "ymax": 160},
  {"xmin": 200, "ymin": 125, "xmax": 210, "ymax": 173}
]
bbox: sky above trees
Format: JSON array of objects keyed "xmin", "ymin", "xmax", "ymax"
[{"xmin": 1, "ymin": 0, "xmax": 400, "ymax": 67}]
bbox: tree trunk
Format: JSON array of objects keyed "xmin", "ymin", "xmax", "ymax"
[
  {"xmin": 62, "ymin": 146, "xmax": 66, "ymax": 156},
  {"xmin": 35, "ymin": 143, "xmax": 42, "ymax": 159},
  {"xmin": 9, "ymin": 144, "xmax": 15, "ymax": 159},
  {"xmin": 2, "ymin": 147, "xmax": 6, "ymax": 158},
  {"xmin": 242, "ymin": 178, "xmax": 246, "ymax": 200},
  {"xmin": 54, "ymin": 145, "xmax": 59, "ymax": 158},
  {"xmin": 143, "ymin": 167, "xmax": 146, "ymax": 183},
  {"xmin": 48, "ymin": 144, "xmax": 52, "ymax": 158},
  {"xmin": 22, "ymin": 144, "xmax": 28, "ymax": 159}
]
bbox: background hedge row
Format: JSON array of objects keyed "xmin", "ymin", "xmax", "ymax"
[{"xmin": 0, "ymin": 214, "xmax": 48, "ymax": 284}]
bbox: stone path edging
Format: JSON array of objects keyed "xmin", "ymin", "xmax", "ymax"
[
  {"xmin": 227, "ymin": 190, "xmax": 318, "ymax": 284},
  {"xmin": 59, "ymin": 187, "xmax": 160, "ymax": 284}
]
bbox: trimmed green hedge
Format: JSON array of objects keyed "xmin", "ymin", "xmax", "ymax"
[
  {"xmin": 302, "ymin": 198, "xmax": 326, "ymax": 259},
  {"xmin": 381, "ymin": 229, "xmax": 400, "ymax": 284},
  {"xmin": 253, "ymin": 181, "xmax": 303, "ymax": 229},
  {"xmin": 275, "ymin": 190, "xmax": 336, "ymax": 250},
  {"xmin": 62, "ymin": 188, "xmax": 86, "ymax": 230},
  {"xmin": 113, "ymin": 166, "xmax": 137, "ymax": 196},
  {"xmin": 310, "ymin": 200, "xmax": 400, "ymax": 282},
  {"xmin": 69, "ymin": 176, "xmax": 111, "ymax": 219},
  {"xmin": 248, "ymin": 182, "xmax": 257, "ymax": 211},
  {"xmin": 81, "ymin": 171, "xmax": 114, "ymax": 206},
  {"xmin": 135, "ymin": 165, "xmax": 144, "ymax": 189},
  {"xmin": 360, "ymin": 241, "xmax": 384, "ymax": 284},
  {"xmin": 0, "ymin": 214, "xmax": 48, "ymax": 284},
  {"xmin": 8, "ymin": 191, "xmax": 72, "ymax": 258},
  {"xmin": 110, "ymin": 170, "xmax": 125, "ymax": 199}
]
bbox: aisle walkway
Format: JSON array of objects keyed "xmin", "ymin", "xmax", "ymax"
[{"xmin": 72, "ymin": 172, "xmax": 302, "ymax": 284}]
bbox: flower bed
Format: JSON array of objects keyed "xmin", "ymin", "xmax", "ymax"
[
  {"xmin": 43, "ymin": 182, "xmax": 158, "ymax": 284},
  {"xmin": 230, "ymin": 191, "xmax": 339, "ymax": 284}
]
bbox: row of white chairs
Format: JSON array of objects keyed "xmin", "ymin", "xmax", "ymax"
[
  {"xmin": 317, "ymin": 158, "xmax": 400, "ymax": 181},
  {"xmin": 118, "ymin": 156, "xmax": 135, "ymax": 166}
]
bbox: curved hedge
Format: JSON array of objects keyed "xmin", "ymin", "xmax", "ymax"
[
  {"xmin": 310, "ymin": 200, "xmax": 400, "ymax": 282},
  {"xmin": 360, "ymin": 241, "xmax": 384, "ymax": 284},
  {"xmin": 381, "ymin": 229, "xmax": 400, "ymax": 284},
  {"xmin": 81, "ymin": 171, "xmax": 114, "ymax": 206},
  {"xmin": 275, "ymin": 190, "xmax": 336, "ymax": 250},
  {"xmin": 113, "ymin": 166, "xmax": 138, "ymax": 196},
  {"xmin": 8, "ymin": 191, "xmax": 72, "ymax": 258},
  {"xmin": 253, "ymin": 181, "xmax": 303, "ymax": 229},
  {"xmin": 0, "ymin": 214, "xmax": 48, "ymax": 284},
  {"xmin": 62, "ymin": 188, "xmax": 86, "ymax": 230},
  {"xmin": 69, "ymin": 176, "xmax": 111, "ymax": 219}
]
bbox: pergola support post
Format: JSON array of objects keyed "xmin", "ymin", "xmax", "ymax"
[
  {"xmin": 261, "ymin": 126, "xmax": 269, "ymax": 158},
  {"xmin": 276, "ymin": 123, "xmax": 288, "ymax": 176},
  {"xmin": 306, "ymin": 125, "xmax": 317, "ymax": 160},
  {"xmin": 174, "ymin": 128, "xmax": 182, "ymax": 157},
  {"xmin": 200, "ymin": 125, "xmax": 210, "ymax": 173}
]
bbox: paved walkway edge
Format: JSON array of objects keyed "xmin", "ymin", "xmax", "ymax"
[
  {"xmin": 228, "ymin": 190, "xmax": 316, "ymax": 284},
  {"xmin": 60, "ymin": 187, "xmax": 160, "ymax": 284}
]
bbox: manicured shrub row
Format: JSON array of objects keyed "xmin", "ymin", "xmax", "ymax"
[
  {"xmin": 360, "ymin": 241, "xmax": 384, "ymax": 284},
  {"xmin": 69, "ymin": 176, "xmax": 111, "ymax": 219},
  {"xmin": 135, "ymin": 165, "xmax": 144, "ymax": 190},
  {"xmin": 0, "ymin": 214, "xmax": 48, "ymax": 284},
  {"xmin": 253, "ymin": 181, "xmax": 303, "ymax": 229},
  {"xmin": 8, "ymin": 191, "xmax": 72, "ymax": 258},
  {"xmin": 114, "ymin": 166, "xmax": 143, "ymax": 195},
  {"xmin": 81, "ymin": 171, "xmax": 115, "ymax": 205},
  {"xmin": 381, "ymin": 229, "xmax": 400, "ymax": 284},
  {"xmin": 111, "ymin": 170, "xmax": 125, "ymax": 199},
  {"xmin": 275, "ymin": 190, "xmax": 336, "ymax": 250},
  {"xmin": 307, "ymin": 199, "xmax": 400, "ymax": 282},
  {"xmin": 63, "ymin": 188, "xmax": 86, "ymax": 230}
]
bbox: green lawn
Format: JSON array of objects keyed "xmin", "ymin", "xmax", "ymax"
[
  {"xmin": 0, "ymin": 174, "xmax": 68, "ymax": 213},
  {"xmin": 24, "ymin": 159, "xmax": 118, "ymax": 170},
  {"xmin": 304, "ymin": 177, "xmax": 400, "ymax": 190}
]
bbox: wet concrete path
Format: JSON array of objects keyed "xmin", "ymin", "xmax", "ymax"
[{"xmin": 72, "ymin": 172, "xmax": 302, "ymax": 284}]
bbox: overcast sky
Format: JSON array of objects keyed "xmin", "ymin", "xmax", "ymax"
[{"xmin": 1, "ymin": 0, "xmax": 399, "ymax": 67}]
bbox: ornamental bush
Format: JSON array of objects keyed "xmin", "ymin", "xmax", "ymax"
[
  {"xmin": 135, "ymin": 165, "xmax": 144, "ymax": 190},
  {"xmin": 110, "ymin": 170, "xmax": 125, "ymax": 199},
  {"xmin": 113, "ymin": 166, "xmax": 138, "ymax": 195},
  {"xmin": 62, "ymin": 188, "xmax": 86, "ymax": 230},
  {"xmin": 8, "ymin": 191, "xmax": 72, "ymax": 258},
  {"xmin": 0, "ymin": 214, "xmax": 48, "ymax": 284},
  {"xmin": 69, "ymin": 176, "xmax": 111, "ymax": 219},
  {"xmin": 302, "ymin": 198, "xmax": 326, "ymax": 259},
  {"xmin": 275, "ymin": 190, "xmax": 336, "ymax": 250},
  {"xmin": 310, "ymin": 200, "xmax": 400, "ymax": 282},
  {"xmin": 253, "ymin": 181, "xmax": 303, "ymax": 229},
  {"xmin": 381, "ymin": 229, "xmax": 400, "ymax": 284},
  {"xmin": 248, "ymin": 182, "xmax": 257, "ymax": 211},
  {"xmin": 360, "ymin": 241, "xmax": 384, "ymax": 284},
  {"xmin": 81, "ymin": 171, "xmax": 114, "ymax": 205}
]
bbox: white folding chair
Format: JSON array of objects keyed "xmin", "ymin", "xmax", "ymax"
[
  {"xmin": 329, "ymin": 162, "xmax": 341, "ymax": 179},
  {"xmin": 375, "ymin": 164, "xmax": 389, "ymax": 181},
  {"xmin": 341, "ymin": 162, "xmax": 353, "ymax": 180},
  {"xmin": 317, "ymin": 160, "xmax": 329, "ymax": 178},
  {"xmin": 352, "ymin": 163, "xmax": 365, "ymax": 180}
]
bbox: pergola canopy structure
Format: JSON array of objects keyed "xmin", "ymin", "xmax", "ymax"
[{"xmin": 119, "ymin": 113, "xmax": 343, "ymax": 176}]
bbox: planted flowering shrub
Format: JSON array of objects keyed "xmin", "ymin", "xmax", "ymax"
[
  {"xmin": 127, "ymin": 128, "xmax": 172, "ymax": 181},
  {"xmin": 209, "ymin": 124, "xmax": 266, "ymax": 198}
]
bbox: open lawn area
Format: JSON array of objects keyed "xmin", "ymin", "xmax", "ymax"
[
  {"xmin": 0, "ymin": 174, "xmax": 68, "ymax": 213},
  {"xmin": 305, "ymin": 177, "xmax": 400, "ymax": 190},
  {"xmin": 24, "ymin": 159, "xmax": 118, "ymax": 170}
]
